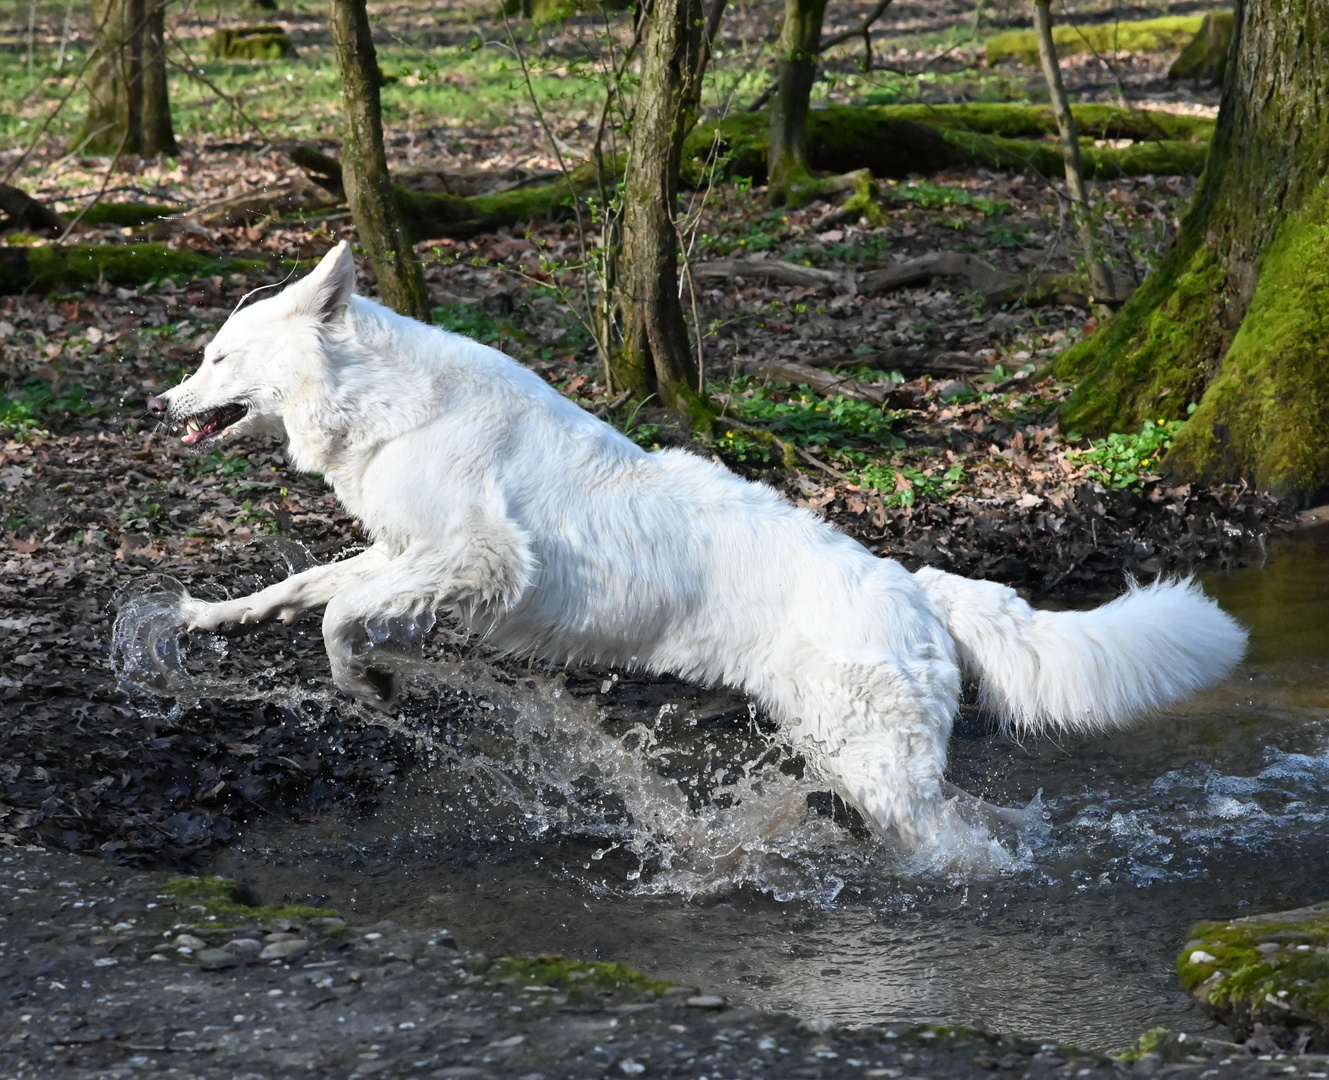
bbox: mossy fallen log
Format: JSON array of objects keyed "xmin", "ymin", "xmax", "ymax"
[
  {"xmin": 868, "ymin": 103, "xmax": 1215, "ymax": 144},
  {"xmin": 207, "ymin": 25, "xmax": 298, "ymax": 61},
  {"xmin": 288, "ymin": 142, "xmax": 603, "ymax": 241},
  {"xmin": 0, "ymin": 243, "xmax": 266, "ymax": 294},
  {"xmin": 684, "ymin": 105, "xmax": 1210, "ymax": 185},
  {"xmin": 984, "ymin": 14, "xmax": 1208, "ymax": 65},
  {"xmin": 1177, "ymin": 902, "xmax": 1329, "ymax": 1052},
  {"xmin": 1168, "ymin": 11, "xmax": 1234, "ymax": 83}
]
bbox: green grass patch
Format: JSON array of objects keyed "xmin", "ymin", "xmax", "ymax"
[
  {"xmin": 162, "ymin": 875, "xmax": 340, "ymax": 928},
  {"xmin": 492, "ymin": 954, "xmax": 671, "ymax": 995},
  {"xmin": 886, "ymin": 179, "xmax": 1013, "ymax": 217}
]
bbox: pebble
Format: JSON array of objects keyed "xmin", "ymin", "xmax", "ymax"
[
  {"xmin": 196, "ymin": 948, "xmax": 239, "ymax": 970},
  {"xmin": 259, "ymin": 938, "xmax": 311, "ymax": 962},
  {"xmin": 223, "ymin": 937, "xmax": 264, "ymax": 956},
  {"xmin": 172, "ymin": 933, "xmax": 207, "ymax": 951},
  {"xmin": 683, "ymin": 995, "xmax": 726, "ymax": 1010}
]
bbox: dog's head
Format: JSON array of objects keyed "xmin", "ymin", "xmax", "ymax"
[{"xmin": 147, "ymin": 242, "xmax": 357, "ymax": 450}]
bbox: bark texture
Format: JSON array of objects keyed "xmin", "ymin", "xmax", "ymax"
[
  {"xmin": 1032, "ymin": 0, "xmax": 1112, "ymax": 300},
  {"xmin": 329, "ymin": 0, "xmax": 428, "ymax": 320},
  {"xmin": 613, "ymin": 0, "xmax": 709, "ymax": 424},
  {"xmin": 78, "ymin": 0, "xmax": 176, "ymax": 157},
  {"xmin": 1055, "ymin": 0, "xmax": 1329, "ymax": 499},
  {"xmin": 766, "ymin": 0, "xmax": 828, "ymax": 206}
]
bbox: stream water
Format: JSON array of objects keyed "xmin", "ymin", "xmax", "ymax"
[{"xmin": 112, "ymin": 527, "xmax": 1329, "ymax": 1051}]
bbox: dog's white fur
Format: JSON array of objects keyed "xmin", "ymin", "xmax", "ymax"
[{"xmin": 153, "ymin": 242, "xmax": 1248, "ymax": 851}]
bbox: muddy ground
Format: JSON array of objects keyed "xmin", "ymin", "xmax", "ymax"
[{"xmin": 4, "ymin": 846, "xmax": 1328, "ymax": 1079}]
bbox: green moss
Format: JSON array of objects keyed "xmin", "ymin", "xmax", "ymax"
[
  {"xmin": 1055, "ymin": 230, "xmax": 1227, "ymax": 435},
  {"xmin": 206, "ymin": 26, "xmax": 297, "ymax": 62},
  {"xmin": 491, "ymin": 954, "xmax": 672, "ymax": 996},
  {"xmin": 1168, "ymin": 185, "xmax": 1329, "ymax": 497},
  {"xmin": 79, "ymin": 203, "xmax": 182, "ymax": 228},
  {"xmin": 685, "ymin": 106, "xmax": 1209, "ymax": 186},
  {"xmin": 162, "ymin": 876, "xmax": 340, "ymax": 928},
  {"xmin": 868, "ymin": 103, "xmax": 1215, "ymax": 144},
  {"xmin": 985, "ymin": 15, "xmax": 1208, "ymax": 66},
  {"xmin": 1168, "ymin": 11, "xmax": 1235, "ymax": 83},
  {"xmin": 1177, "ymin": 905, "xmax": 1329, "ymax": 1045},
  {"xmin": 1114, "ymin": 1027, "xmax": 1171, "ymax": 1062},
  {"xmin": 0, "ymin": 244, "xmax": 268, "ymax": 295}
]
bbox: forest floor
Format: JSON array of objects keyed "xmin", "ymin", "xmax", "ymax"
[{"xmin": 0, "ymin": 0, "xmax": 1317, "ymax": 1067}]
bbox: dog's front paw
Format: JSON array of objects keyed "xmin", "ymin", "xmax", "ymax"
[
  {"xmin": 330, "ymin": 659, "xmax": 399, "ymax": 706},
  {"xmin": 183, "ymin": 597, "xmax": 269, "ymax": 633}
]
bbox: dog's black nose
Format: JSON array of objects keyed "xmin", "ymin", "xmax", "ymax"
[{"xmin": 147, "ymin": 395, "xmax": 168, "ymax": 415}]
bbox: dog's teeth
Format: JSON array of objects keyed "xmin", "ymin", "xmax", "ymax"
[{"xmin": 186, "ymin": 418, "xmax": 200, "ymax": 433}]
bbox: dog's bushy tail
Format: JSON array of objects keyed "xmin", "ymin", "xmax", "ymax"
[{"xmin": 913, "ymin": 568, "xmax": 1247, "ymax": 736}]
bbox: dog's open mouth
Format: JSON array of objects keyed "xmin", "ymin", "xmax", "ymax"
[{"xmin": 178, "ymin": 403, "xmax": 248, "ymax": 446}]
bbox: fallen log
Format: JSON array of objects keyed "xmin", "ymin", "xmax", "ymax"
[
  {"xmin": 692, "ymin": 257, "xmax": 843, "ymax": 290},
  {"xmin": 860, "ymin": 251, "xmax": 1013, "ymax": 296},
  {"xmin": 0, "ymin": 244, "xmax": 268, "ymax": 295},
  {"xmin": 984, "ymin": 14, "xmax": 1205, "ymax": 65},
  {"xmin": 740, "ymin": 358, "xmax": 906, "ymax": 405},
  {"xmin": 684, "ymin": 104, "xmax": 1210, "ymax": 185},
  {"xmin": 287, "ymin": 142, "xmax": 599, "ymax": 241},
  {"xmin": 0, "ymin": 184, "xmax": 67, "ymax": 233}
]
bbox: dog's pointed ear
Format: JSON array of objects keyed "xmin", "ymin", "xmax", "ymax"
[{"xmin": 286, "ymin": 241, "xmax": 356, "ymax": 323}]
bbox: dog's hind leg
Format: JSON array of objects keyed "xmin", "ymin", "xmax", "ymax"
[
  {"xmin": 185, "ymin": 547, "xmax": 392, "ymax": 632},
  {"xmin": 779, "ymin": 654, "xmax": 964, "ymax": 853}
]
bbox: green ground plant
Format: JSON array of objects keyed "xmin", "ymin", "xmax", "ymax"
[{"xmin": 1068, "ymin": 416, "xmax": 1188, "ymax": 489}]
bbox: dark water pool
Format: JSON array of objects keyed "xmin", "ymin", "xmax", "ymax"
[{"xmin": 121, "ymin": 528, "xmax": 1329, "ymax": 1051}]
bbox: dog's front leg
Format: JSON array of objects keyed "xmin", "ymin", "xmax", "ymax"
[
  {"xmin": 185, "ymin": 547, "xmax": 391, "ymax": 632},
  {"xmin": 320, "ymin": 519, "xmax": 535, "ymax": 705}
]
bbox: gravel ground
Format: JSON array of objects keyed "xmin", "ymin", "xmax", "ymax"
[{"xmin": 4, "ymin": 847, "xmax": 1329, "ymax": 1080}]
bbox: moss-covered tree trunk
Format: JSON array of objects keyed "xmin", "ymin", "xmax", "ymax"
[
  {"xmin": 329, "ymin": 0, "xmax": 428, "ymax": 320},
  {"xmin": 766, "ymin": 0, "xmax": 828, "ymax": 207},
  {"xmin": 613, "ymin": 0, "xmax": 709, "ymax": 425},
  {"xmin": 1055, "ymin": 0, "xmax": 1329, "ymax": 500},
  {"xmin": 78, "ymin": 0, "xmax": 176, "ymax": 157}
]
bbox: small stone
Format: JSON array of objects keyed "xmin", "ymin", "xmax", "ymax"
[
  {"xmin": 260, "ymin": 938, "xmax": 311, "ymax": 962},
  {"xmin": 265, "ymin": 931, "xmax": 304, "ymax": 943},
  {"xmin": 92, "ymin": 957, "xmax": 118, "ymax": 967},
  {"xmin": 683, "ymin": 995, "xmax": 726, "ymax": 1010},
  {"xmin": 934, "ymin": 378, "xmax": 970, "ymax": 401},
  {"xmin": 662, "ymin": 986, "xmax": 697, "ymax": 997},
  {"xmin": 197, "ymin": 948, "xmax": 238, "ymax": 970},
  {"xmin": 1188, "ymin": 950, "xmax": 1218, "ymax": 964},
  {"xmin": 223, "ymin": 937, "xmax": 263, "ymax": 956},
  {"xmin": 172, "ymin": 933, "xmax": 207, "ymax": 951}
]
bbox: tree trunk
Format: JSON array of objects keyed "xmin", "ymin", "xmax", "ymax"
[
  {"xmin": 1055, "ymin": 0, "xmax": 1329, "ymax": 500},
  {"xmin": 766, "ymin": 0, "xmax": 828, "ymax": 206},
  {"xmin": 328, "ymin": 0, "xmax": 428, "ymax": 320},
  {"xmin": 78, "ymin": 0, "xmax": 176, "ymax": 157},
  {"xmin": 1031, "ymin": 0, "xmax": 1112, "ymax": 301},
  {"xmin": 612, "ymin": 0, "xmax": 710, "ymax": 426}
]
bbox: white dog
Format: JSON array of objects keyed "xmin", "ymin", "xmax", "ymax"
[{"xmin": 147, "ymin": 242, "xmax": 1247, "ymax": 852}]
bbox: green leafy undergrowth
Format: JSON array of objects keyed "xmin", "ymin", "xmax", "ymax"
[
  {"xmin": 722, "ymin": 381, "xmax": 902, "ymax": 455},
  {"xmin": 1068, "ymin": 417, "xmax": 1185, "ymax": 488},
  {"xmin": 491, "ymin": 954, "xmax": 672, "ymax": 996},
  {"xmin": 163, "ymin": 876, "xmax": 340, "ymax": 929},
  {"xmin": 858, "ymin": 462, "xmax": 966, "ymax": 507},
  {"xmin": 432, "ymin": 303, "xmax": 520, "ymax": 346},
  {"xmin": 0, "ymin": 378, "xmax": 99, "ymax": 434},
  {"xmin": 886, "ymin": 180, "xmax": 1013, "ymax": 217}
]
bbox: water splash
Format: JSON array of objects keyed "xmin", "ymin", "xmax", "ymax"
[{"xmin": 110, "ymin": 572, "xmax": 1052, "ymax": 900}]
